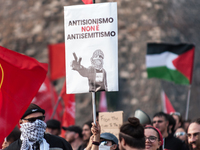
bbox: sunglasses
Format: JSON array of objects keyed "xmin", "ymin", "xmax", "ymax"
[
  {"xmin": 145, "ymin": 136, "xmax": 158, "ymax": 143},
  {"xmin": 174, "ymin": 132, "xmax": 186, "ymax": 137},
  {"xmin": 170, "ymin": 112, "xmax": 181, "ymax": 116},
  {"xmin": 100, "ymin": 141, "xmax": 109, "ymax": 146},
  {"xmin": 100, "ymin": 140, "xmax": 114, "ymax": 146},
  {"xmin": 152, "ymin": 120, "xmax": 163, "ymax": 124},
  {"xmin": 22, "ymin": 116, "xmax": 45, "ymax": 123}
]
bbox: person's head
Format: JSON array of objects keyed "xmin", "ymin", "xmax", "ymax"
[
  {"xmin": 62, "ymin": 125, "xmax": 83, "ymax": 144},
  {"xmin": 91, "ymin": 49, "xmax": 104, "ymax": 70},
  {"xmin": 144, "ymin": 125, "xmax": 163, "ymax": 150},
  {"xmin": 166, "ymin": 114, "xmax": 176, "ymax": 134},
  {"xmin": 119, "ymin": 117, "xmax": 145, "ymax": 150},
  {"xmin": 19, "ymin": 103, "xmax": 46, "ymax": 142},
  {"xmin": 82, "ymin": 121, "xmax": 92, "ymax": 141},
  {"xmin": 2, "ymin": 127, "xmax": 21, "ymax": 149},
  {"xmin": 170, "ymin": 112, "xmax": 183, "ymax": 131},
  {"xmin": 152, "ymin": 112, "xmax": 169, "ymax": 135},
  {"xmin": 46, "ymin": 119, "xmax": 61, "ymax": 136},
  {"xmin": 20, "ymin": 103, "xmax": 45, "ymax": 124},
  {"xmin": 187, "ymin": 118, "xmax": 200, "ymax": 150},
  {"xmin": 174, "ymin": 127, "xmax": 186, "ymax": 142},
  {"xmin": 100, "ymin": 132, "xmax": 118, "ymax": 150},
  {"xmin": 183, "ymin": 119, "xmax": 191, "ymax": 131}
]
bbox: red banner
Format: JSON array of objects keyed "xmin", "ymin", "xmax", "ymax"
[
  {"xmin": 82, "ymin": 0, "xmax": 93, "ymax": 4},
  {"xmin": 0, "ymin": 46, "xmax": 47, "ymax": 143},
  {"xmin": 60, "ymin": 82, "xmax": 75, "ymax": 138},
  {"xmin": 32, "ymin": 76, "xmax": 63, "ymax": 122},
  {"xmin": 99, "ymin": 91, "xmax": 108, "ymax": 112},
  {"xmin": 48, "ymin": 43, "xmax": 65, "ymax": 81}
]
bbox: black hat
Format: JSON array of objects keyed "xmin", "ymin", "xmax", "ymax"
[
  {"xmin": 46, "ymin": 119, "xmax": 61, "ymax": 130},
  {"xmin": 21, "ymin": 103, "xmax": 45, "ymax": 119},
  {"xmin": 62, "ymin": 125, "xmax": 82, "ymax": 138}
]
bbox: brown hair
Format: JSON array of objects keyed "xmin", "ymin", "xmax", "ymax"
[{"xmin": 119, "ymin": 117, "xmax": 145, "ymax": 149}]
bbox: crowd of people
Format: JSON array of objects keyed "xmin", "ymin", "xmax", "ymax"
[{"xmin": 2, "ymin": 103, "xmax": 200, "ymax": 150}]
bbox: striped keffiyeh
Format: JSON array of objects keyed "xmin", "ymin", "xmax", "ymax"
[{"xmin": 20, "ymin": 120, "xmax": 48, "ymax": 150}]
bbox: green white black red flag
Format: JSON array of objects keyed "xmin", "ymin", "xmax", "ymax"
[{"xmin": 146, "ymin": 43, "xmax": 195, "ymax": 85}]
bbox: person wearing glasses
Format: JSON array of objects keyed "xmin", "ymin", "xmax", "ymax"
[
  {"xmin": 99, "ymin": 132, "xmax": 119, "ymax": 150},
  {"xmin": 174, "ymin": 127, "xmax": 187, "ymax": 142},
  {"xmin": 187, "ymin": 118, "xmax": 200, "ymax": 150},
  {"xmin": 89, "ymin": 117, "xmax": 145, "ymax": 150},
  {"xmin": 152, "ymin": 112, "xmax": 188, "ymax": 150},
  {"xmin": 87, "ymin": 120, "xmax": 118, "ymax": 150},
  {"xmin": 5, "ymin": 103, "xmax": 72, "ymax": 150},
  {"xmin": 144, "ymin": 125, "xmax": 163, "ymax": 150},
  {"xmin": 152, "ymin": 112, "xmax": 169, "ymax": 139}
]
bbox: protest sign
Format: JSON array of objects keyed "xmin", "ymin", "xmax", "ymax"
[
  {"xmin": 99, "ymin": 111, "xmax": 123, "ymax": 139},
  {"xmin": 64, "ymin": 2, "xmax": 118, "ymax": 94}
]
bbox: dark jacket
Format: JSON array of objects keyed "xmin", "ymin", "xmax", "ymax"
[
  {"xmin": 164, "ymin": 133, "xmax": 189, "ymax": 150},
  {"xmin": 5, "ymin": 133, "xmax": 72, "ymax": 150}
]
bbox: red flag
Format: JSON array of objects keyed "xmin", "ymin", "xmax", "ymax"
[
  {"xmin": 0, "ymin": 46, "xmax": 47, "ymax": 143},
  {"xmin": 82, "ymin": 0, "xmax": 93, "ymax": 4},
  {"xmin": 60, "ymin": 82, "xmax": 75, "ymax": 138},
  {"xmin": 161, "ymin": 90, "xmax": 175, "ymax": 114},
  {"xmin": 99, "ymin": 91, "xmax": 108, "ymax": 112},
  {"xmin": 48, "ymin": 43, "xmax": 65, "ymax": 81},
  {"xmin": 172, "ymin": 47, "xmax": 195, "ymax": 84},
  {"xmin": 32, "ymin": 76, "xmax": 63, "ymax": 122}
]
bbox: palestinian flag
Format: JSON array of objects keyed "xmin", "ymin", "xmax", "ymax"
[{"xmin": 146, "ymin": 43, "xmax": 195, "ymax": 85}]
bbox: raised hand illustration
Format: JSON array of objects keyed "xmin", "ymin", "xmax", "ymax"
[{"xmin": 71, "ymin": 52, "xmax": 82, "ymax": 70}]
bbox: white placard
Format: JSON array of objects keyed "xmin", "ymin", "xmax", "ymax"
[{"xmin": 64, "ymin": 2, "xmax": 118, "ymax": 94}]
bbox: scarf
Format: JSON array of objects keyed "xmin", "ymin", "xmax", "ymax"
[
  {"xmin": 91, "ymin": 58, "xmax": 103, "ymax": 71},
  {"xmin": 20, "ymin": 120, "xmax": 49, "ymax": 150}
]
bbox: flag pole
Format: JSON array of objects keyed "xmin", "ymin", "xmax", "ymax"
[
  {"xmin": 161, "ymin": 90, "xmax": 166, "ymax": 113},
  {"xmin": 185, "ymin": 85, "xmax": 191, "ymax": 120},
  {"xmin": 51, "ymin": 96, "xmax": 62, "ymax": 119},
  {"xmin": 92, "ymin": 92, "xmax": 96, "ymax": 124},
  {"xmin": 91, "ymin": 0, "xmax": 96, "ymax": 125}
]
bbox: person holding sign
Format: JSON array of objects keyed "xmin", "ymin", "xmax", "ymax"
[
  {"xmin": 88, "ymin": 120, "xmax": 119, "ymax": 150},
  {"xmin": 90, "ymin": 118, "xmax": 145, "ymax": 150},
  {"xmin": 71, "ymin": 49, "xmax": 108, "ymax": 92}
]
